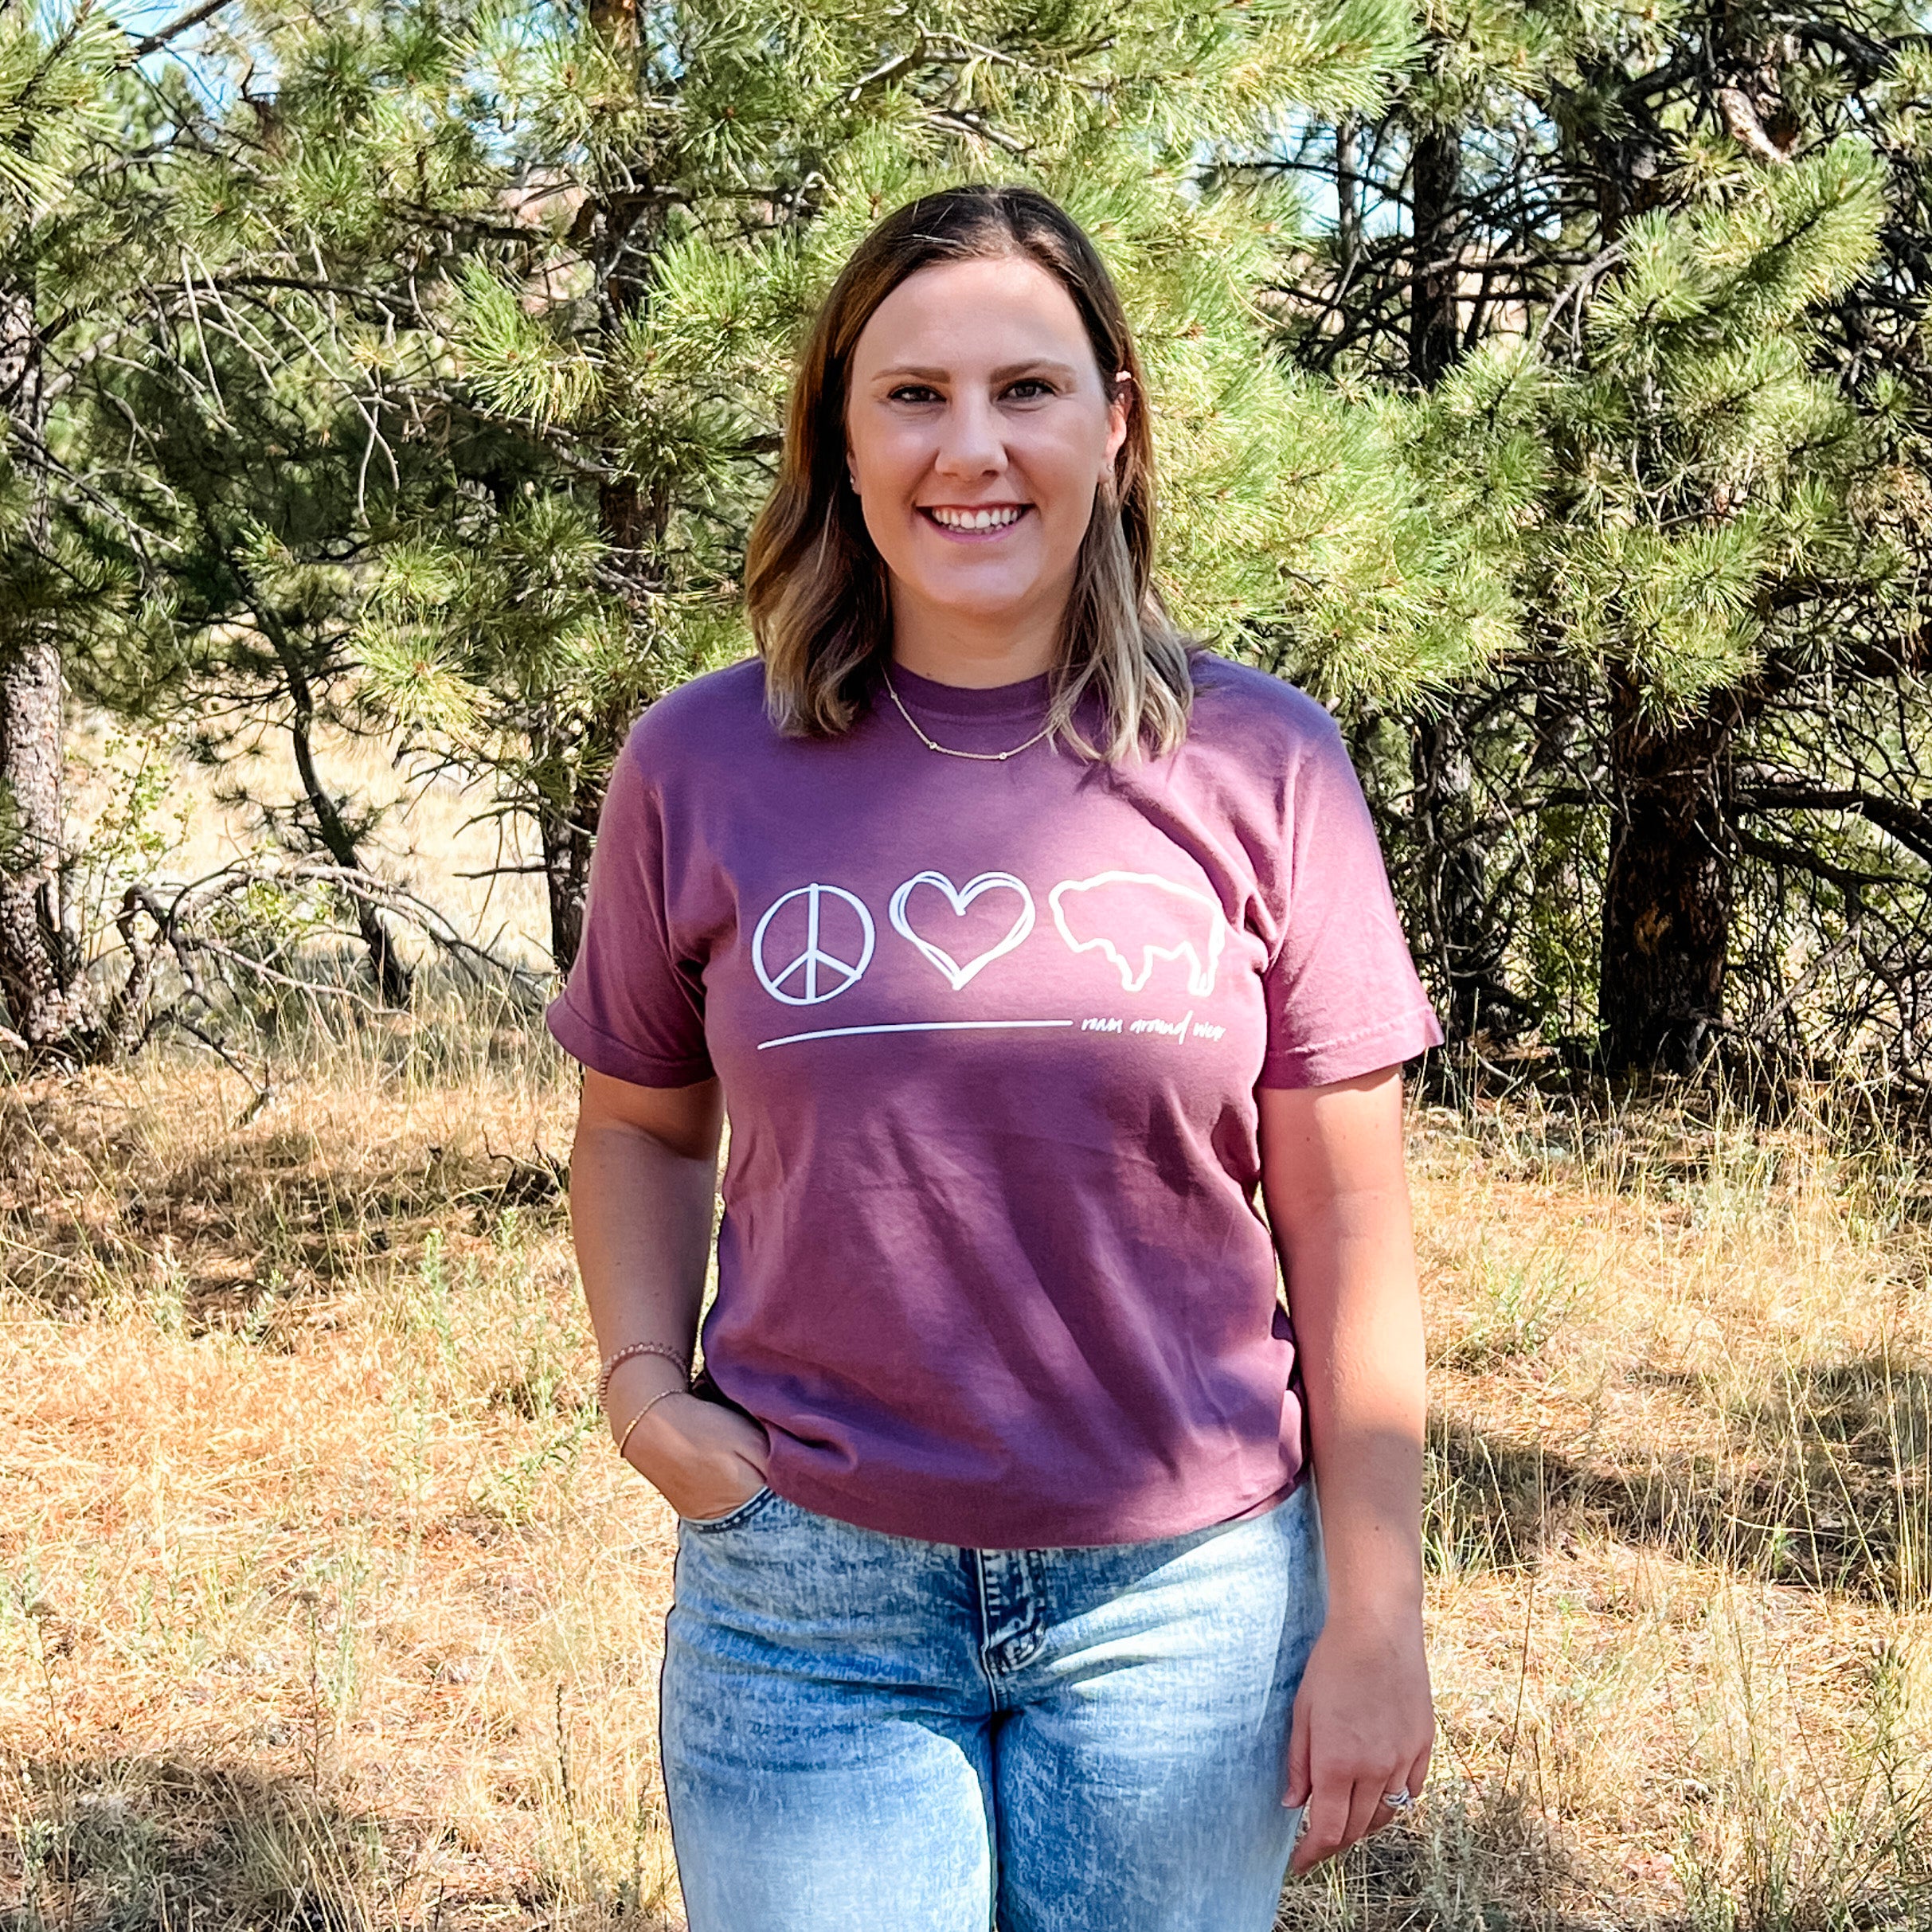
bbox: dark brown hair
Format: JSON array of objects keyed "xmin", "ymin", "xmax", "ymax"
[{"xmin": 744, "ymin": 184, "xmax": 1191, "ymax": 761}]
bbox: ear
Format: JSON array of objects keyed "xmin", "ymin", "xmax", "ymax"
[{"xmin": 1102, "ymin": 370, "xmax": 1132, "ymax": 473}]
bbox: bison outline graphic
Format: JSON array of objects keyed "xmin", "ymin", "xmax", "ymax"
[{"xmin": 1048, "ymin": 872, "xmax": 1227, "ymax": 998}]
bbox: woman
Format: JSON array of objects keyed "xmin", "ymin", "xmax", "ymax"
[{"xmin": 549, "ymin": 183, "xmax": 1441, "ymax": 1931}]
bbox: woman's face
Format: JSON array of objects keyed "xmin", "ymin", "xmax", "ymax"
[{"xmin": 844, "ymin": 254, "xmax": 1129, "ymax": 647}]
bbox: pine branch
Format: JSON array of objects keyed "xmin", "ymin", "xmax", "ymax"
[
  {"xmin": 121, "ymin": 0, "xmax": 237, "ymax": 63},
  {"xmin": 1715, "ymin": 87, "xmax": 1793, "ymax": 165},
  {"xmin": 1737, "ymin": 780, "xmax": 1932, "ymax": 869},
  {"xmin": 1735, "ymin": 830, "xmax": 1907, "ymax": 894}
]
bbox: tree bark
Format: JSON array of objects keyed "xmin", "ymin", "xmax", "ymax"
[
  {"xmin": 532, "ymin": 482, "xmax": 659, "ymax": 976},
  {"xmin": 235, "ymin": 565, "xmax": 413, "ymax": 1008},
  {"xmin": 540, "ymin": 790, "xmax": 596, "ymax": 977},
  {"xmin": 540, "ymin": 685, "xmax": 635, "ymax": 976},
  {"xmin": 1409, "ymin": 118, "xmax": 1461, "ymax": 387},
  {"xmin": 1410, "ymin": 706, "xmax": 1512, "ymax": 1038},
  {"xmin": 1402, "ymin": 108, "xmax": 1518, "ymax": 1041},
  {"xmin": 0, "ymin": 624, "xmax": 86, "ymax": 1046},
  {"xmin": 1598, "ymin": 667, "xmax": 1740, "ymax": 1071},
  {"xmin": 1336, "ymin": 113, "xmax": 1362, "ymax": 275},
  {"xmin": 542, "ymin": 5, "xmax": 670, "ymax": 975},
  {"xmin": 0, "ymin": 281, "xmax": 88, "ymax": 1050},
  {"xmin": 1583, "ymin": 61, "xmax": 1758, "ymax": 1074}
]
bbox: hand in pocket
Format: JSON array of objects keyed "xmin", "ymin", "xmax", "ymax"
[{"xmin": 619, "ymin": 1389, "xmax": 771, "ymax": 1522}]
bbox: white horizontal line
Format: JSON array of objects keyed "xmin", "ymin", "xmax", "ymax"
[{"xmin": 757, "ymin": 1019, "xmax": 1076, "ymax": 1050}]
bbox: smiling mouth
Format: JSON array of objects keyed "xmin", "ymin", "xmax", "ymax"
[{"xmin": 921, "ymin": 504, "xmax": 1031, "ymax": 534}]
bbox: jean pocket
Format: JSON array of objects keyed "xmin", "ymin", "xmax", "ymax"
[{"xmin": 682, "ymin": 1484, "xmax": 776, "ymax": 1534}]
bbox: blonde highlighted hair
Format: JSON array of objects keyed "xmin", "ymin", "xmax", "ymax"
[{"xmin": 745, "ymin": 184, "xmax": 1192, "ymax": 763}]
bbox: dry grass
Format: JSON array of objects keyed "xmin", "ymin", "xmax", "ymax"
[
  {"xmin": 0, "ymin": 1017, "xmax": 1927, "ymax": 1930},
  {"xmin": 0, "ymin": 1015, "xmax": 678, "ymax": 1930},
  {"xmin": 1315, "ymin": 1093, "xmax": 1932, "ymax": 1932}
]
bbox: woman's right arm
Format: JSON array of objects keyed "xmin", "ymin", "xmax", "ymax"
[{"xmin": 570, "ymin": 1066, "xmax": 771, "ymax": 1519}]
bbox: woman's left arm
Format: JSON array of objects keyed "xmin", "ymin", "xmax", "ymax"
[{"xmin": 1259, "ymin": 1066, "xmax": 1433, "ymax": 1876}]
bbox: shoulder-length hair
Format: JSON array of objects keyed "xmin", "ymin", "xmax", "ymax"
[{"xmin": 744, "ymin": 184, "xmax": 1192, "ymax": 763}]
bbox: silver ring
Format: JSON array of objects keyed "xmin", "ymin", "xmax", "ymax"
[{"xmin": 1382, "ymin": 1787, "xmax": 1414, "ymax": 1810}]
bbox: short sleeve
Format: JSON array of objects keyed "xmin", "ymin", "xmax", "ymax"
[
  {"xmin": 1257, "ymin": 719, "xmax": 1444, "ymax": 1088},
  {"xmin": 545, "ymin": 730, "xmax": 714, "ymax": 1088}
]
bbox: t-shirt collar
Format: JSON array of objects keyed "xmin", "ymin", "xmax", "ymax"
[{"xmin": 884, "ymin": 659, "xmax": 1053, "ymax": 725}]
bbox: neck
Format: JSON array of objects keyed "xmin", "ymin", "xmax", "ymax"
[{"xmin": 886, "ymin": 581, "xmax": 1066, "ymax": 687}]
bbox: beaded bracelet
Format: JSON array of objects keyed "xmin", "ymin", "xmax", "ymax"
[
  {"xmin": 598, "ymin": 1339, "xmax": 694, "ymax": 1408},
  {"xmin": 613, "ymin": 1383, "xmax": 686, "ymax": 1461}
]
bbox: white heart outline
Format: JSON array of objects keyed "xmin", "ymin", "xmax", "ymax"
[{"xmin": 888, "ymin": 870, "xmax": 1036, "ymax": 991}]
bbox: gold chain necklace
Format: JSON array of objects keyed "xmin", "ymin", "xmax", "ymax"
[{"xmin": 882, "ymin": 670, "xmax": 1054, "ymax": 764}]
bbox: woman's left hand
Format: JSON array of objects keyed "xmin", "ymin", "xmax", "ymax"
[{"xmin": 1282, "ymin": 1595, "xmax": 1433, "ymax": 1875}]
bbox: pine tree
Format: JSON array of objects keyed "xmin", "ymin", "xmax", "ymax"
[
  {"xmin": 3, "ymin": 1, "xmax": 482, "ymax": 1047},
  {"xmin": 0, "ymin": 4, "xmax": 176, "ymax": 1051},
  {"xmin": 65, "ymin": 17, "xmax": 511, "ymax": 1012},
  {"xmin": 1271, "ymin": 2, "xmax": 1932, "ymax": 1082},
  {"xmin": 245, "ymin": 0, "xmax": 1522, "ymax": 968},
  {"xmin": 1547, "ymin": 141, "xmax": 1899, "ymax": 1071},
  {"xmin": 11, "ymin": 0, "xmax": 1555, "ymax": 1056}
]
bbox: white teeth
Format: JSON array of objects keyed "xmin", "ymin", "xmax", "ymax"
[{"xmin": 930, "ymin": 506, "xmax": 1022, "ymax": 530}]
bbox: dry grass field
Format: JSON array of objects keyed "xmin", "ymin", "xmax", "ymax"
[
  {"xmin": 3, "ymin": 714, "xmax": 1928, "ymax": 1932},
  {"xmin": 0, "ymin": 1012, "xmax": 1925, "ymax": 1932}
]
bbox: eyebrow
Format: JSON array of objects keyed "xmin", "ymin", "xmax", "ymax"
[{"xmin": 869, "ymin": 360, "xmax": 1083, "ymax": 385}]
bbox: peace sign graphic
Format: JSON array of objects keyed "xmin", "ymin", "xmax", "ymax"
[{"xmin": 753, "ymin": 883, "xmax": 876, "ymax": 1006}]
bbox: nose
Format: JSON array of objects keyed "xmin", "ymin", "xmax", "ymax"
[{"xmin": 933, "ymin": 391, "xmax": 1006, "ymax": 481}]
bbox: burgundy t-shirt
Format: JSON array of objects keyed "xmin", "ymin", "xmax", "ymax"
[{"xmin": 548, "ymin": 653, "xmax": 1441, "ymax": 1548}]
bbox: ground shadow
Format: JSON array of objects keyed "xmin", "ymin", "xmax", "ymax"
[
  {"xmin": 1272, "ymin": 1774, "xmax": 1694, "ymax": 1932},
  {"xmin": 0, "ymin": 1754, "xmax": 676, "ymax": 1932},
  {"xmin": 0, "ymin": 1756, "xmax": 389, "ymax": 1932},
  {"xmin": 0, "ymin": 1084, "xmax": 565, "ymax": 1338},
  {"xmin": 1429, "ymin": 1352, "xmax": 1930, "ymax": 1598}
]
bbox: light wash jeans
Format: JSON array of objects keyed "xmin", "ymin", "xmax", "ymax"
[{"xmin": 659, "ymin": 1476, "xmax": 1328, "ymax": 1931}]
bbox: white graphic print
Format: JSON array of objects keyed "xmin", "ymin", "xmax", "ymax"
[
  {"xmin": 753, "ymin": 883, "xmax": 874, "ymax": 1006},
  {"xmin": 758, "ymin": 1019, "xmax": 1073, "ymax": 1050},
  {"xmin": 888, "ymin": 871, "xmax": 1036, "ymax": 991},
  {"xmin": 1049, "ymin": 872, "xmax": 1228, "ymax": 997}
]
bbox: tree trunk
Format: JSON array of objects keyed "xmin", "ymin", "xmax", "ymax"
[
  {"xmin": 1403, "ymin": 108, "xmax": 1515, "ymax": 1040},
  {"xmin": 0, "ymin": 625, "xmax": 86, "ymax": 1048},
  {"xmin": 238, "ymin": 570, "xmax": 413, "ymax": 1008},
  {"xmin": 1409, "ymin": 117, "xmax": 1461, "ymax": 387},
  {"xmin": 540, "ymin": 788, "xmax": 597, "ymax": 977},
  {"xmin": 527, "ymin": 471, "xmax": 662, "ymax": 976},
  {"xmin": 1598, "ymin": 667, "xmax": 1740, "ymax": 1071},
  {"xmin": 284, "ymin": 707, "xmax": 414, "ymax": 1009},
  {"xmin": 541, "ymin": 11, "xmax": 669, "ymax": 976},
  {"xmin": 0, "ymin": 282, "xmax": 88, "ymax": 1051},
  {"xmin": 1410, "ymin": 705, "xmax": 1509, "ymax": 1038},
  {"xmin": 541, "ymin": 685, "xmax": 636, "ymax": 975},
  {"xmin": 1336, "ymin": 113, "xmax": 1362, "ymax": 275}
]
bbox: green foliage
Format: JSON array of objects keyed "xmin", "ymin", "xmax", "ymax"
[
  {"xmin": 1260, "ymin": 344, "xmax": 1546, "ymax": 699},
  {"xmin": 1255, "ymin": 0, "xmax": 1932, "ymax": 1069},
  {"xmin": 190, "ymin": 0, "xmax": 1476, "ymax": 959},
  {"xmin": 19, "ymin": 0, "xmax": 1926, "ymax": 1078},
  {"xmin": 1528, "ymin": 142, "xmax": 1895, "ymax": 712},
  {"xmin": 0, "ymin": 7, "xmax": 123, "ymax": 218}
]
